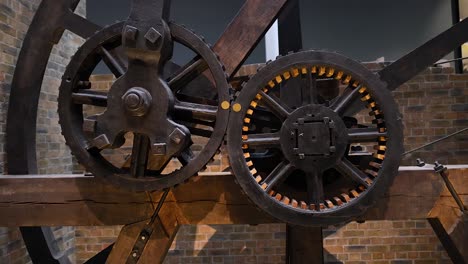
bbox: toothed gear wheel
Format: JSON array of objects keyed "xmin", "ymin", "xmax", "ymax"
[
  {"xmin": 227, "ymin": 50, "xmax": 403, "ymax": 226},
  {"xmin": 59, "ymin": 22, "xmax": 230, "ymax": 192}
]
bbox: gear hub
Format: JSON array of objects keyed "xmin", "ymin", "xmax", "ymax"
[
  {"xmin": 122, "ymin": 87, "xmax": 153, "ymax": 116},
  {"xmin": 280, "ymin": 104, "xmax": 348, "ymax": 172}
]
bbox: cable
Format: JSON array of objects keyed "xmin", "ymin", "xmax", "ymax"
[{"xmin": 403, "ymin": 127, "xmax": 468, "ymax": 156}]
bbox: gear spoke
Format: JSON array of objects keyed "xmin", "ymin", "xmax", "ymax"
[
  {"xmin": 306, "ymin": 170, "xmax": 324, "ymax": 206},
  {"xmin": 177, "ymin": 121, "xmax": 213, "ymax": 138},
  {"xmin": 130, "ymin": 134, "xmax": 150, "ymax": 178},
  {"xmin": 259, "ymin": 91, "xmax": 291, "ymax": 121},
  {"xmin": 174, "ymin": 101, "xmax": 217, "ymax": 123},
  {"xmin": 244, "ymin": 133, "xmax": 281, "ymax": 149},
  {"xmin": 99, "ymin": 47, "xmax": 127, "ymax": 77},
  {"xmin": 175, "ymin": 93, "xmax": 218, "ymax": 106},
  {"xmin": 263, "ymin": 161, "xmax": 295, "ymax": 192},
  {"xmin": 329, "ymin": 85, "xmax": 362, "ymax": 116},
  {"xmin": 336, "ymin": 158, "xmax": 370, "ymax": 187},
  {"xmin": 72, "ymin": 90, "xmax": 107, "ymax": 107},
  {"xmin": 302, "ymin": 71, "xmax": 317, "ymax": 105},
  {"xmin": 348, "ymin": 128, "xmax": 387, "ymax": 143},
  {"xmin": 168, "ymin": 58, "xmax": 209, "ymax": 92},
  {"xmin": 64, "ymin": 12, "xmax": 101, "ymax": 39}
]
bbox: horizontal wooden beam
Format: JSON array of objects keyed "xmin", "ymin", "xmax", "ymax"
[{"xmin": 0, "ymin": 167, "xmax": 466, "ymax": 227}]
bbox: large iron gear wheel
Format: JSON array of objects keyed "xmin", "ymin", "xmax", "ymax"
[
  {"xmin": 227, "ymin": 50, "xmax": 404, "ymax": 226},
  {"xmin": 59, "ymin": 22, "xmax": 230, "ymax": 192}
]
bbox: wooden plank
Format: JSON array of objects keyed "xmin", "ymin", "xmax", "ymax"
[
  {"xmin": 364, "ymin": 168, "xmax": 446, "ymax": 220},
  {"xmin": 213, "ymin": 0, "xmax": 288, "ymax": 78},
  {"xmin": 106, "ymin": 195, "xmax": 185, "ymax": 264},
  {"xmin": 428, "ymin": 218, "xmax": 467, "ymax": 264},
  {"xmin": 0, "ymin": 167, "xmax": 467, "ymax": 227},
  {"xmin": 427, "ymin": 167, "xmax": 468, "ymax": 263}
]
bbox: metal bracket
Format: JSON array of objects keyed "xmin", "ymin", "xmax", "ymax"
[{"xmin": 126, "ymin": 188, "xmax": 171, "ymax": 264}]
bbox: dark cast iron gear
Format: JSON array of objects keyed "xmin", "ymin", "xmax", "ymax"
[
  {"xmin": 59, "ymin": 22, "xmax": 230, "ymax": 192},
  {"xmin": 227, "ymin": 50, "xmax": 404, "ymax": 226}
]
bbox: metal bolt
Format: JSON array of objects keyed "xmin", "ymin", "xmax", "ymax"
[
  {"xmin": 93, "ymin": 134, "xmax": 110, "ymax": 149},
  {"xmin": 416, "ymin": 158, "xmax": 426, "ymax": 167},
  {"xmin": 329, "ymin": 146, "xmax": 336, "ymax": 153},
  {"xmin": 170, "ymin": 128, "xmax": 186, "ymax": 145},
  {"xmin": 298, "ymin": 153, "xmax": 305, "ymax": 160},
  {"xmin": 83, "ymin": 119, "xmax": 97, "ymax": 133},
  {"xmin": 152, "ymin": 143, "xmax": 167, "ymax": 155},
  {"xmin": 78, "ymin": 81, "xmax": 91, "ymax": 89},
  {"xmin": 122, "ymin": 87, "xmax": 152, "ymax": 117},
  {"xmin": 124, "ymin": 26, "xmax": 138, "ymax": 41},
  {"xmin": 434, "ymin": 161, "xmax": 446, "ymax": 173},
  {"xmin": 132, "ymin": 251, "xmax": 138, "ymax": 258},
  {"xmin": 145, "ymin": 27, "xmax": 162, "ymax": 44},
  {"xmin": 141, "ymin": 236, "xmax": 146, "ymax": 241}
]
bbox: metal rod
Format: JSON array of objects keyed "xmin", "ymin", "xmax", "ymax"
[
  {"xmin": 126, "ymin": 188, "xmax": 171, "ymax": 264},
  {"xmin": 403, "ymin": 127, "xmax": 468, "ymax": 156},
  {"xmin": 434, "ymin": 162, "xmax": 467, "ymax": 212},
  {"xmin": 433, "ymin": 56, "xmax": 468, "ymax": 65},
  {"xmin": 149, "ymin": 188, "xmax": 171, "ymax": 225}
]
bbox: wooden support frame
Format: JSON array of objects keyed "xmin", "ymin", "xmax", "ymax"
[
  {"xmin": 0, "ymin": 167, "xmax": 466, "ymax": 224},
  {"xmin": 1, "ymin": 167, "xmax": 467, "ymax": 262}
]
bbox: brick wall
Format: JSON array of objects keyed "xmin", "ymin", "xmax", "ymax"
[
  {"xmin": 0, "ymin": 0, "xmax": 86, "ymax": 263},
  {"xmin": 75, "ymin": 221, "xmax": 450, "ymax": 264},
  {"xmin": 323, "ymin": 220, "xmax": 450, "ymax": 264},
  {"xmin": 395, "ymin": 67, "xmax": 468, "ymax": 166}
]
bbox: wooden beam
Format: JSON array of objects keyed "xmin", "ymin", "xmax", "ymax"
[
  {"xmin": 0, "ymin": 167, "xmax": 467, "ymax": 227},
  {"xmin": 213, "ymin": 0, "xmax": 288, "ymax": 78},
  {"xmin": 106, "ymin": 195, "xmax": 185, "ymax": 264}
]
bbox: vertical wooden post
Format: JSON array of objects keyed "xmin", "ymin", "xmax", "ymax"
[
  {"xmin": 278, "ymin": 2, "xmax": 325, "ymax": 263},
  {"xmin": 278, "ymin": 0, "xmax": 303, "ymax": 55},
  {"xmin": 286, "ymin": 225, "xmax": 324, "ymax": 264},
  {"xmin": 451, "ymin": 0, "xmax": 464, "ymax": 74}
]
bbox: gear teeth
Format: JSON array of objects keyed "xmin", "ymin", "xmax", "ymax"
[
  {"xmin": 59, "ymin": 22, "xmax": 230, "ymax": 192},
  {"xmin": 227, "ymin": 49, "xmax": 395, "ymax": 227}
]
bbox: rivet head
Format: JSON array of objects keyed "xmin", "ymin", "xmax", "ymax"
[
  {"xmin": 221, "ymin": 101, "xmax": 230, "ymax": 110},
  {"xmin": 232, "ymin": 103, "xmax": 242, "ymax": 112}
]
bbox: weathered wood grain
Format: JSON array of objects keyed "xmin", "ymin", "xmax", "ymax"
[
  {"xmin": 0, "ymin": 167, "xmax": 466, "ymax": 227},
  {"xmin": 106, "ymin": 195, "xmax": 185, "ymax": 264},
  {"xmin": 213, "ymin": 0, "xmax": 288, "ymax": 78}
]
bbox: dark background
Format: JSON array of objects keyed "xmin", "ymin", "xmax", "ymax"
[{"xmin": 88, "ymin": 0, "xmax": 452, "ymax": 70}]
